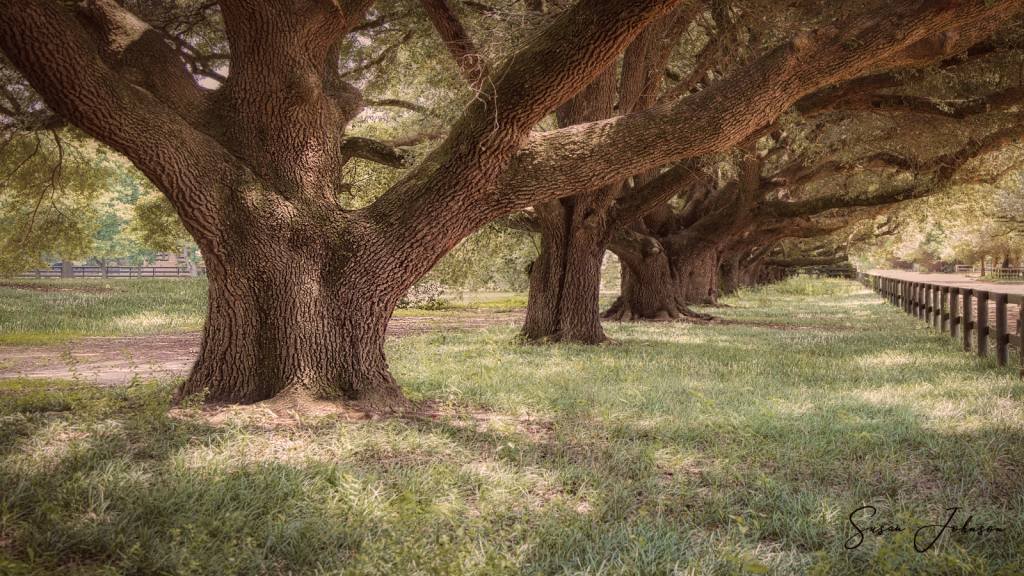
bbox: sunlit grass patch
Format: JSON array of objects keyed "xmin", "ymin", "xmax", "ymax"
[{"xmin": 0, "ymin": 278, "xmax": 207, "ymax": 340}]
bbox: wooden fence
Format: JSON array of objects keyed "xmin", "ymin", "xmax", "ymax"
[
  {"xmin": 14, "ymin": 264, "xmax": 204, "ymax": 279},
  {"xmin": 856, "ymin": 271, "xmax": 1022, "ymax": 377},
  {"xmin": 783, "ymin": 266, "xmax": 856, "ymax": 279},
  {"xmin": 952, "ymin": 265, "xmax": 1024, "ymax": 279}
]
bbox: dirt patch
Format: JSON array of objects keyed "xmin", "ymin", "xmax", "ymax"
[
  {"xmin": 0, "ymin": 281, "xmax": 114, "ymax": 293},
  {"xmin": 0, "ymin": 310, "xmax": 525, "ymax": 386}
]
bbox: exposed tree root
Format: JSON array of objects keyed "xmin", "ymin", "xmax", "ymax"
[
  {"xmin": 601, "ymin": 296, "xmax": 715, "ymax": 322},
  {"xmin": 520, "ymin": 331, "xmax": 621, "ymax": 346}
]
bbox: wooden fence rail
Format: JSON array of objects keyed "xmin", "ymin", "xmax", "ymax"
[
  {"xmin": 856, "ymin": 271, "xmax": 1022, "ymax": 377},
  {"xmin": 13, "ymin": 264, "xmax": 205, "ymax": 279}
]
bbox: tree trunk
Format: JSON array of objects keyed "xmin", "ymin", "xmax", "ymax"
[
  {"xmin": 676, "ymin": 242, "xmax": 723, "ymax": 306},
  {"xmin": 521, "ymin": 201, "xmax": 611, "ymax": 344},
  {"xmin": 719, "ymin": 252, "xmax": 741, "ymax": 297},
  {"xmin": 521, "ymin": 63, "xmax": 618, "ymax": 344},
  {"xmin": 175, "ymin": 228, "xmax": 410, "ymax": 412},
  {"xmin": 604, "ymin": 230, "xmax": 711, "ymax": 321}
]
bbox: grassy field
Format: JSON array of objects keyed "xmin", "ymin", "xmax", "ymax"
[
  {"xmin": 0, "ymin": 279, "xmax": 208, "ymax": 345},
  {"xmin": 1, "ymin": 278, "xmax": 1022, "ymax": 575},
  {"xmin": 0, "ymin": 279, "xmax": 528, "ymax": 342}
]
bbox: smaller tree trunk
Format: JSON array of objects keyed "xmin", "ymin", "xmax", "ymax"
[
  {"xmin": 676, "ymin": 243, "xmax": 723, "ymax": 306},
  {"xmin": 605, "ymin": 232, "xmax": 712, "ymax": 321},
  {"xmin": 521, "ymin": 202, "xmax": 612, "ymax": 344},
  {"xmin": 719, "ymin": 252, "xmax": 741, "ymax": 297}
]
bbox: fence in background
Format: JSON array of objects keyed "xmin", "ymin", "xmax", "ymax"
[
  {"xmin": 13, "ymin": 263, "xmax": 204, "ymax": 279},
  {"xmin": 952, "ymin": 265, "xmax": 1024, "ymax": 279},
  {"xmin": 986, "ymin": 267, "xmax": 1024, "ymax": 280},
  {"xmin": 783, "ymin": 266, "xmax": 856, "ymax": 279},
  {"xmin": 856, "ymin": 271, "xmax": 1022, "ymax": 377}
]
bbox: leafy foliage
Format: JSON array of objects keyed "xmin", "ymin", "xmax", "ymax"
[{"xmin": 0, "ymin": 131, "xmax": 106, "ymax": 275}]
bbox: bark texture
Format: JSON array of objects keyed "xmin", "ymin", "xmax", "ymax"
[{"xmin": 521, "ymin": 64, "xmax": 619, "ymax": 344}]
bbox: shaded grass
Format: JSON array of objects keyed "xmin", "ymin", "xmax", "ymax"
[
  {"xmin": 0, "ymin": 279, "xmax": 207, "ymax": 344},
  {"xmin": 1, "ymin": 278, "xmax": 1022, "ymax": 575}
]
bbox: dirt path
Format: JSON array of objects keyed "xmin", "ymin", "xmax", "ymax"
[{"xmin": 0, "ymin": 310, "xmax": 525, "ymax": 386}]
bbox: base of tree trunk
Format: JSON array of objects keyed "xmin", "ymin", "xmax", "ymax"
[
  {"xmin": 601, "ymin": 295, "xmax": 714, "ymax": 322},
  {"xmin": 520, "ymin": 330, "xmax": 620, "ymax": 345},
  {"xmin": 173, "ymin": 382, "xmax": 414, "ymax": 415}
]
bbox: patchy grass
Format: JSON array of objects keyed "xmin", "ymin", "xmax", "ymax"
[
  {"xmin": 0, "ymin": 278, "xmax": 207, "ymax": 344},
  {"xmin": 1, "ymin": 278, "xmax": 1022, "ymax": 575}
]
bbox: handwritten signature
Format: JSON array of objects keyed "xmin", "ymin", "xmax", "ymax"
[{"xmin": 845, "ymin": 506, "xmax": 1005, "ymax": 552}]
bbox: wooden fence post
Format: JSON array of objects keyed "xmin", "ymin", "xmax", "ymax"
[
  {"xmin": 950, "ymin": 288, "xmax": 961, "ymax": 339},
  {"xmin": 940, "ymin": 287, "xmax": 949, "ymax": 333},
  {"xmin": 963, "ymin": 289, "xmax": 974, "ymax": 352},
  {"xmin": 1019, "ymin": 303, "xmax": 1024, "ymax": 378},
  {"xmin": 924, "ymin": 284, "xmax": 932, "ymax": 323},
  {"xmin": 977, "ymin": 291, "xmax": 989, "ymax": 357},
  {"xmin": 995, "ymin": 293, "xmax": 1008, "ymax": 367},
  {"xmin": 920, "ymin": 283, "xmax": 927, "ymax": 320}
]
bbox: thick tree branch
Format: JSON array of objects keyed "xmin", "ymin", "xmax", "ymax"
[
  {"xmin": 0, "ymin": 0, "xmax": 251, "ymax": 255},
  {"xmin": 832, "ymin": 85, "xmax": 1024, "ymax": 119},
  {"xmin": 339, "ymin": 137, "xmax": 408, "ymax": 169},
  {"xmin": 368, "ymin": 0, "xmax": 684, "ymax": 245},
  {"xmin": 365, "ymin": 98, "xmax": 434, "ymax": 116},
  {"xmin": 757, "ymin": 120, "xmax": 1024, "ymax": 220},
  {"xmin": 78, "ymin": 0, "xmax": 210, "ymax": 124},
  {"xmin": 493, "ymin": 1, "xmax": 1024, "ymax": 214},
  {"xmin": 795, "ymin": 35, "xmax": 1024, "ymax": 117},
  {"xmin": 419, "ymin": 0, "xmax": 490, "ymax": 89}
]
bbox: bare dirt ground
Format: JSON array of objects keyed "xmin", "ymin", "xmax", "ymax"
[{"xmin": 0, "ymin": 310, "xmax": 526, "ymax": 386}]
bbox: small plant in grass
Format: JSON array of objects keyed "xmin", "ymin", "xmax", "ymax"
[{"xmin": 179, "ymin": 386, "xmax": 209, "ymax": 411}]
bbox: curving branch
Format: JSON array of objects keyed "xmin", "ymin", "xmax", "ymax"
[
  {"xmin": 419, "ymin": 0, "xmax": 490, "ymax": 89},
  {"xmin": 364, "ymin": 98, "xmax": 435, "ymax": 116},
  {"xmin": 757, "ymin": 121, "xmax": 1024, "ymax": 221},
  {"xmin": 829, "ymin": 85, "xmax": 1024, "ymax": 119},
  {"xmin": 794, "ymin": 36, "xmax": 1024, "ymax": 117},
  {"xmin": 339, "ymin": 30, "xmax": 415, "ymax": 79},
  {"xmin": 78, "ymin": 0, "xmax": 210, "ymax": 124},
  {"xmin": 339, "ymin": 137, "xmax": 409, "ymax": 169}
]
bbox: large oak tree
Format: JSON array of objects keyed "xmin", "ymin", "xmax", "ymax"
[{"xmin": 2, "ymin": 0, "xmax": 1021, "ymax": 411}]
